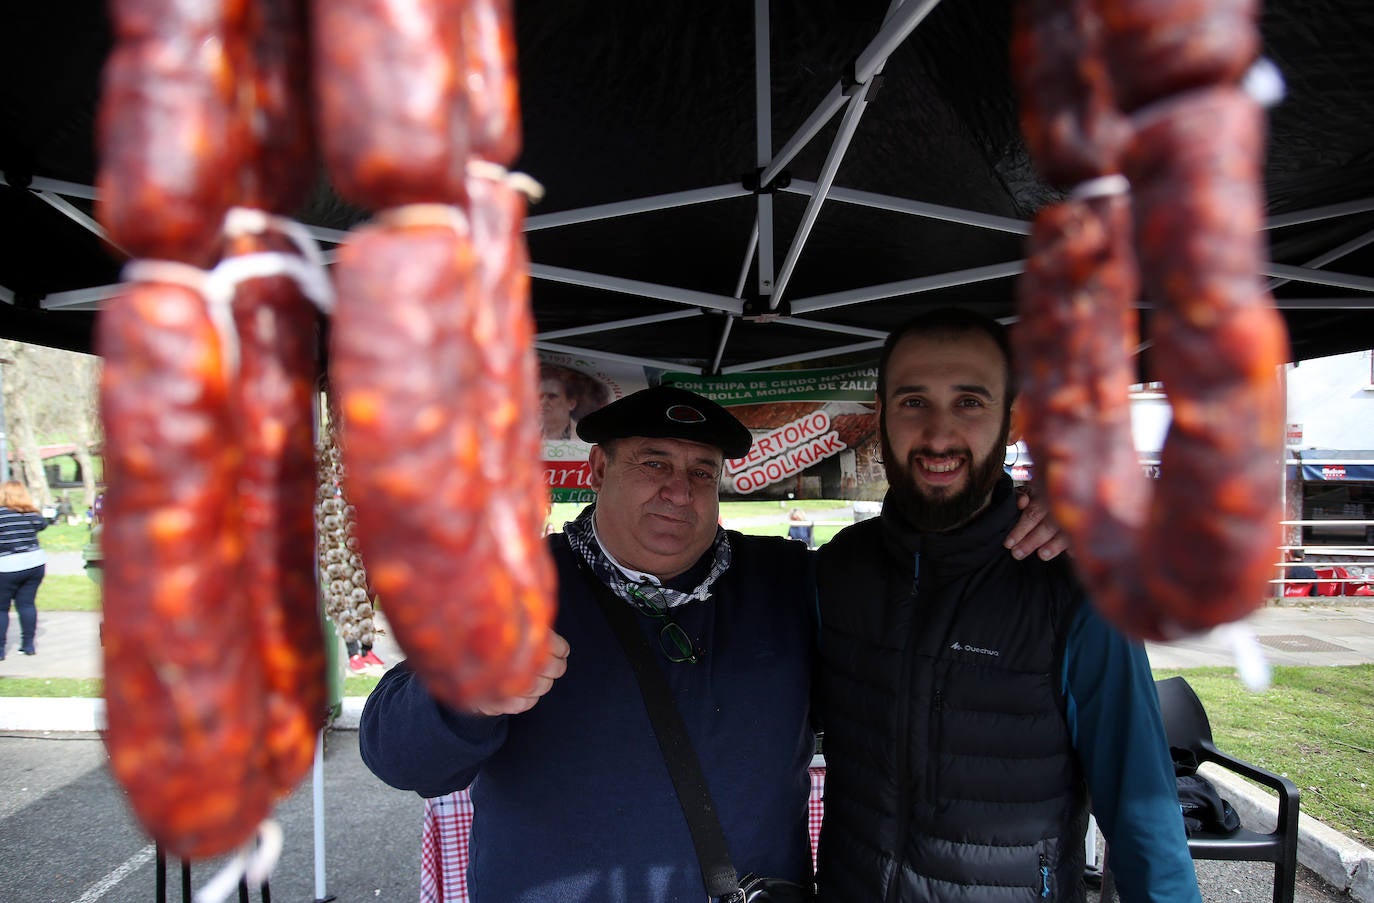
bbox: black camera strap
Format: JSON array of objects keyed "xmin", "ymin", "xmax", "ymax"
[{"xmin": 576, "ymin": 561, "xmax": 744, "ymax": 902}]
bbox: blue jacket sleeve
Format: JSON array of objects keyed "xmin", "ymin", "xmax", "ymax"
[
  {"xmin": 1063, "ymin": 604, "xmax": 1201, "ymax": 903},
  {"xmin": 359, "ymin": 661, "xmax": 509, "ymax": 798}
]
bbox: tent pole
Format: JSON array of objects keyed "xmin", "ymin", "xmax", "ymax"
[
  {"xmin": 758, "ymin": 0, "xmax": 939, "ymax": 189},
  {"xmin": 530, "ymin": 264, "xmax": 744, "ymax": 314},
  {"xmin": 722, "ymin": 339, "xmax": 885, "ymax": 374},
  {"xmin": 35, "ymin": 191, "xmax": 123, "ymax": 252},
  {"xmin": 40, "ymin": 283, "xmax": 126, "ymax": 311},
  {"xmin": 538, "ymin": 310, "xmax": 702, "ymax": 341},
  {"xmin": 1268, "ymin": 297, "xmax": 1374, "ymax": 309},
  {"xmin": 752, "ymin": 0, "xmax": 777, "ymax": 313},
  {"xmin": 759, "ymin": 87, "xmax": 847, "ymax": 190},
  {"xmin": 716, "ymin": 219, "xmax": 758, "ymax": 373},
  {"xmin": 791, "ymin": 260, "xmax": 1024, "ymax": 314},
  {"xmin": 853, "ymin": 0, "xmax": 944, "ymax": 85},
  {"xmin": 534, "ymin": 340, "xmax": 693, "ymax": 373},
  {"xmin": 709, "ymin": 317, "xmax": 736, "ymax": 376},
  {"xmin": 1267, "ymin": 227, "xmax": 1374, "ymax": 292},
  {"xmin": 1264, "ymin": 197, "xmax": 1374, "ymax": 230},
  {"xmin": 524, "ymin": 184, "xmax": 747, "ymax": 232},
  {"xmin": 783, "ymin": 180, "xmax": 1030, "ymax": 235},
  {"xmin": 1263, "ymin": 263, "xmax": 1374, "ymax": 293},
  {"xmin": 734, "ymin": 222, "xmax": 761, "ymax": 301},
  {"xmin": 772, "ymin": 82, "xmax": 875, "ymax": 308},
  {"xmin": 780, "ymin": 318, "xmax": 888, "ymax": 340}
]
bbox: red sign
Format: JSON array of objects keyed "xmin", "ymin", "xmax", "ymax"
[
  {"xmin": 545, "ymin": 461, "xmax": 596, "ymax": 502},
  {"xmin": 1322, "ymin": 465, "xmax": 1347, "ymax": 480}
]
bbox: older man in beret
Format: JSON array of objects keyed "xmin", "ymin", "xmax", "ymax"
[{"xmin": 360, "ymin": 385, "xmax": 1060, "ymax": 902}]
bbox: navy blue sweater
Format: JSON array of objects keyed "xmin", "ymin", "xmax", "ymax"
[
  {"xmin": 361, "ymin": 533, "xmax": 816, "ymax": 902},
  {"xmin": 0, "ymin": 507, "xmax": 46, "ymax": 556}
]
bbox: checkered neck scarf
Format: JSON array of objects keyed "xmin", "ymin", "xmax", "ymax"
[{"xmin": 563, "ymin": 504, "xmax": 732, "ymax": 608}]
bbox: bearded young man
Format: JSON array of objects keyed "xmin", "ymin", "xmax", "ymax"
[{"xmin": 814, "ymin": 308, "xmax": 1200, "ymax": 903}]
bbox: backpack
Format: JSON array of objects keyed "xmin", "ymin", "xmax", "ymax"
[{"xmin": 1170, "ymin": 747, "xmax": 1242, "ymax": 837}]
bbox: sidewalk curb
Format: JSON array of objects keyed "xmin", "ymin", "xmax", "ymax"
[
  {"xmin": 1203, "ymin": 763, "xmax": 1374, "ymax": 902},
  {"xmin": 337, "ymin": 696, "xmax": 365, "ymax": 729},
  {"xmin": 0, "ymin": 697, "xmax": 104, "ymax": 732},
  {"xmin": 0, "ymin": 696, "xmax": 369, "ymax": 733}
]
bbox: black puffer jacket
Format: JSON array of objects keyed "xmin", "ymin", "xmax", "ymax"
[{"xmin": 816, "ymin": 478, "xmax": 1089, "ymax": 902}]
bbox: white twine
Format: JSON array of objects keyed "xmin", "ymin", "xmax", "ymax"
[
  {"xmin": 193, "ymin": 819, "xmax": 284, "ymax": 903},
  {"xmin": 119, "ymin": 208, "xmax": 335, "ymax": 378},
  {"xmin": 1219, "ymin": 621, "xmax": 1273, "ymax": 691},
  {"xmin": 467, "ymin": 159, "xmax": 546, "ymax": 202},
  {"xmin": 122, "ymin": 259, "xmax": 241, "ymax": 376},
  {"xmin": 377, "ymin": 202, "xmax": 471, "ymax": 233},
  {"xmin": 1068, "ymin": 173, "xmax": 1131, "ymax": 201},
  {"xmin": 222, "ymin": 207, "xmax": 335, "ymax": 314},
  {"xmin": 1243, "ymin": 57, "xmax": 1286, "ymax": 109}
]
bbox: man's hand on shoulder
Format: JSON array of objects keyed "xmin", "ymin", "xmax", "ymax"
[
  {"xmin": 1006, "ymin": 488, "xmax": 1070, "ymax": 561},
  {"xmin": 471, "ymin": 631, "xmax": 571, "ymax": 717}
]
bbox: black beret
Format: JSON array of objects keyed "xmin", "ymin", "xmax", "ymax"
[{"xmin": 576, "ymin": 385, "xmax": 753, "ymax": 459}]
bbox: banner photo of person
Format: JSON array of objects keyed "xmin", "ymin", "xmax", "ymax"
[{"xmin": 538, "ymin": 351, "xmax": 646, "ymax": 505}]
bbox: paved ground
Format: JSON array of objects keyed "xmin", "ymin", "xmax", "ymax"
[
  {"xmin": 0, "ymin": 728, "xmax": 1356, "ymax": 903},
  {"xmin": 3, "ymin": 552, "xmax": 1372, "ymax": 901}
]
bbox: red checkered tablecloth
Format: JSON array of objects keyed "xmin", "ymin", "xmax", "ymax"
[
  {"xmin": 419, "ymin": 767, "xmax": 827, "ymax": 902},
  {"xmin": 420, "ymin": 788, "xmax": 473, "ymax": 903}
]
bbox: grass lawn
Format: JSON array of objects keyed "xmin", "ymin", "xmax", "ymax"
[
  {"xmin": 0, "ymin": 677, "xmax": 103, "ymax": 697},
  {"xmin": 36, "ymin": 575, "xmax": 101, "ymax": 611},
  {"xmin": 39, "ymin": 522, "xmax": 94, "ymax": 554},
  {"xmin": 1152, "ymin": 664, "xmax": 1374, "ymax": 845},
  {"xmin": 345, "ymin": 674, "xmax": 384, "ymax": 696}
]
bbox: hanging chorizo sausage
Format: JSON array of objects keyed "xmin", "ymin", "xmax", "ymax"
[
  {"xmin": 1012, "ymin": 0, "xmax": 1288, "ymax": 639},
  {"xmin": 318, "ymin": 0, "xmax": 554, "ymax": 707}
]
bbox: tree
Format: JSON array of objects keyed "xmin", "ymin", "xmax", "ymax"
[{"xmin": 0, "ymin": 339, "xmax": 103, "ymax": 509}]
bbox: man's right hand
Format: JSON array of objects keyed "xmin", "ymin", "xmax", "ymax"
[{"xmin": 471, "ymin": 631, "xmax": 571, "ymax": 717}]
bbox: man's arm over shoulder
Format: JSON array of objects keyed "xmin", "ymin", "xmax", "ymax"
[
  {"xmin": 359, "ymin": 661, "xmax": 508, "ymax": 798},
  {"xmin": 1063, "ymin": 603, "xmax": 1202, "ymax": 903}
]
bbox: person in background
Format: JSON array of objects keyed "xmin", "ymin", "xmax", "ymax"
[
  {"xmin": 0, "ymin": 480, "xmax": 49, "ymax": 660},
  {"xmin": 347, "ymin": 637, "xmax": 385, "ymax": 673},
  {"xmin": 538, "ymin": 366, "xmax": 581, "ymax": 440},
  {"xmin": 360, "ymin": 385, "xmax": 1064, "ymax": 901},
  {"xmin": 787, "ymin": 507, "xmax": 815, "ymax": 549},
  {"xmin": 814, "ymin": 308, "xmax": 1199, "ymax": 902}
]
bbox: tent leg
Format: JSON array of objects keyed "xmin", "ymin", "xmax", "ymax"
[{"xmin": 313, "ymin": 729, "xmax": 336, "ymax": 903}]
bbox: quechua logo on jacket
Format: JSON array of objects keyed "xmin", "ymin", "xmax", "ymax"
[{"xmin": 949, "ymin": 641, "xmax": 1000, "ymax": 657}]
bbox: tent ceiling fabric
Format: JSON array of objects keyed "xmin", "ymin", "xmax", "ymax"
[{"xmin": 2, "ymin": 0, "xmax": 1372, "ymax": 374}]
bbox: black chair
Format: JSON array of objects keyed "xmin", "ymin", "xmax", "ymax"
[{"xmin": 1101, "ymin": 676, "xmax": 1300, "ymax": 903}]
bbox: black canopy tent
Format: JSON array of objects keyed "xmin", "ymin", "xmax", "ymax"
[{"xmin": 2, "ymin": 0, "xmax": 1373, "ymax": 374}]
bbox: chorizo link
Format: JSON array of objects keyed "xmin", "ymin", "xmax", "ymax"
[
  {"xmin": 467, "ymin": 172, "xmax": 557, "ymax": 686},
  {"xmin": 330, "ymin": 214, "xmax": 549, "ymax": 705},
  {"xmin": 312, "ymin": 0, "xmax": 470, "ymax": 209},
  {"xmin": 460, "ymin": 0, "xmax": 522, "ymax": 166},
  {"xmin": 1011, "ymin": 0, "xmax": 1127, "ymax": 187},
  {"xmin": 1098, "ymin": 0, "xmax": 1259, "ymax": 112},
  {"xmin": 1123, "ymin": 87, "xmax": 1287, "ymax": 634},
  {"xmin": 98, "ymin": 281, "xmax": 272, "ymax": 858},
  {"xmin": 321, "ymin": 0, "xmax": 553, "ymax": 706},
  {"xmin": 244, "ymin": 0, "xmax": 317, "ymax": 212},
  {"xmin": 229, "ymin": 227, "xmax": 327, "ymax": 795},
  {"xmin": 97, "ymin": 0, "xmax": 251, "ymax": 266},
  {"xmin": 1012, "ymin": 0, "xmax": 1288, "ymax": 639}
]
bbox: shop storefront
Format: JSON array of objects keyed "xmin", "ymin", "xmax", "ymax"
[{"xmin": 1284, "ymin": 449, "xmax": 1374, "ymax": 596}]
